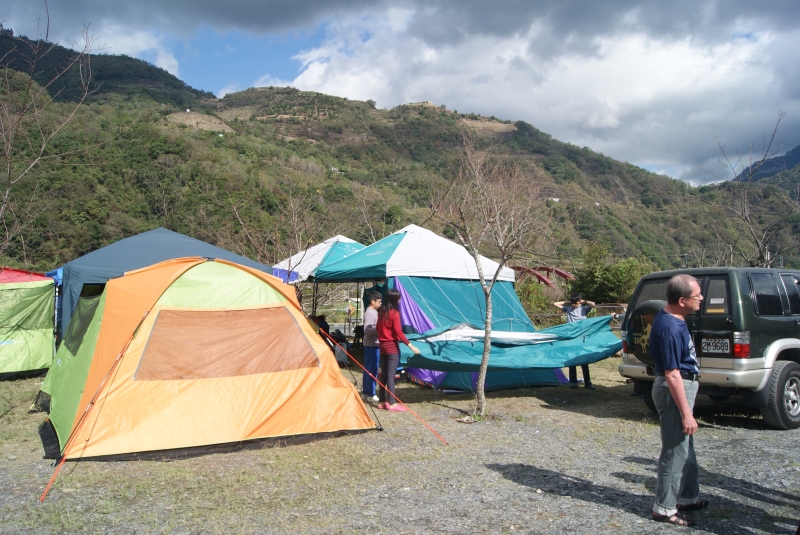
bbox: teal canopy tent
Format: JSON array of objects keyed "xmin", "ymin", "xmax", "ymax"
[{"xmin": 316, "ymin": 225, "xmax": 621, "ymax": 392}]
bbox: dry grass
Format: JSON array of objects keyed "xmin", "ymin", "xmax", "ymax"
[
  {"xmin": 1, "ymin": 357, "xmax": 795, "ymax": 534},
  {"xmin": 459, "ymin": 118, "xmax": 517, "ymax": 137},
  {"xmin": 216, "ymin": 106, "xmax": 257, "ymax": 121},
  {"xmin": 166, "ymin": 112, "xmax": 234, "ymax": 133}
]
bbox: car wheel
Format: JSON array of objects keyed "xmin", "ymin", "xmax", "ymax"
[
  {"xmin": 759, "ymin": 361, "xmax": 800, "ymax": 430},
  {"xmin": 641, "ymin": 383, "xmax": 657, "ymax": 414},
  {"xmin": 708, "ymin": 395, "xmax": 731, "ymax": 402}
]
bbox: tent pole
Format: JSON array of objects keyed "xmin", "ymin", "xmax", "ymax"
[{"xmin": 312, "ymin": 281, "xmax": 318, "ymax": 316}]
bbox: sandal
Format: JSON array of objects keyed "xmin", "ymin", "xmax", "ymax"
[
  {"xmin": 651, "ymin": 513, "xmax": 695, "ymax": 526},
  {"xmin": 677, "ymin": 499, "xmax": 709, "ymax": 512},
  {"xmin": 388, "ymin": 404, "xmax": 408, "ymax": 412}
]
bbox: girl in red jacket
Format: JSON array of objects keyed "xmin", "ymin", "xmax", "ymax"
[{"xmin": 376, "ymin": 289, "xmax": 420, "ymax": 411}]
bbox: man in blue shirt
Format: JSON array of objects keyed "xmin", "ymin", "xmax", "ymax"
[{"xmin": 649, "ymin": 274, "xmax": 707, "ymax": 526}]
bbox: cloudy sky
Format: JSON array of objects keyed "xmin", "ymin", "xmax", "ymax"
[{"xmin": 4, "ymin": 1, "xmax": 799, "ymax": 184}]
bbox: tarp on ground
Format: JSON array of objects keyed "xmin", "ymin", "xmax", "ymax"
[
  {"xmin": 273, "ymin": 236, "xmax": 364, "ymax": 283},
  {"xmin": 400, "ymin": 316, "xmax": 622, "ymax": 372},
  {"xmin": 385, "ymin": 275, "xmax": 617, "ymax": 373},
  {"xmin": 43, "ymin": 258, "xmax": 374, "ymax": 459},
  {"xmin": 0, "ymin": 269, "xmax": 54, "ymax": 374},
  {"xmin": 54, "ymin": 228, "xmax": 272, "ymax": 339},
  {"xmin": 314, "ymin": 224, "xmax": 515, "ymax": 282},
  {"xmin": 408, "ymin": 368, "xmax": 566, "ymax": 392}
]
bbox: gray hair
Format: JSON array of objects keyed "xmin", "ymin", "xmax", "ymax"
[{"xmin": 666, "ymin": 274, "xmax": 698, "ymax": 305}]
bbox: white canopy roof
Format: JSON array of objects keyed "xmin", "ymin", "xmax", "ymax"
[
  {"xmin": 273, "ymin": 235, "xmax": 361, "ymax": 282},
  {"xmin": 385, "ymin": 225, "xmax": 516, "ymax": 282}
]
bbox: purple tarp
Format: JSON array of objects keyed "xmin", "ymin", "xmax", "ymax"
[{"xmin": 395, "ymin": 277, "xmax": 436, "ymax": 334}]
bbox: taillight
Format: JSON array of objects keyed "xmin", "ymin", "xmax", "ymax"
[
  {"xmin": 733, "ymin": 331, "xmax": 750, "ymax": 358},
  {"xmin": 621, "ymin": 331, "xmax": 628, "ymax": 354}
]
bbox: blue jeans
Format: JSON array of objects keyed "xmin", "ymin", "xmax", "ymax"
[
  {"xmin": 362, "ymin": 346, "xmax": 380, "ymax": 396},
  {"xmin": 652, "ymin": 376, "xmax": 700, "ymax": 516}
]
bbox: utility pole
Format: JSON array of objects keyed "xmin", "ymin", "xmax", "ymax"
[{"xmin": 682, "ymin": 253, "xmax": 688, "ymax": 268}]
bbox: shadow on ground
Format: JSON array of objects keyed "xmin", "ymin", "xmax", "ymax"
[
  {"xmin": 394, "ymin": 378, "xmax": 769, "ymax": 431},
  {"xmin": 531, "ymin": 383, "xmax": 766, "ymax": 430},
  {"xmin": 488, "ymin": 461, "xmax": 799, "ymax": 534},
  {"xmin": 621, "ymin": 456, "xmax": 800, "ymax": 508}
]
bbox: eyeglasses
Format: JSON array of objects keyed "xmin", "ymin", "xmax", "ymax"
[{"xmin": 683, "ymin": 294, "xmax": 702, "ymax": 301}]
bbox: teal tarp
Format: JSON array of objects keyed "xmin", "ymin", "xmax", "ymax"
[
  {"xmin": 400, "ymin": 316, "xmax": 621, "ymax": 372},
  {"xmin": 393, "ymin": 276, "xmax": 535, "ymax": 333}
]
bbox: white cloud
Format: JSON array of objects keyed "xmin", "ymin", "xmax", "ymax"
[
  {"xmin": 75, "ymin": 24, "xmax": 180, "ymax": 76},
  {"xmin": 217, "ymin": 83, "xmax": 240, "ymax": 98},
  {"xmin": 281, "ymin": 15, "xmax": 799, "ymax": 184},
  {"xmin": 253, "ymin": 74, "xmax": 294, "ymax": 88}
]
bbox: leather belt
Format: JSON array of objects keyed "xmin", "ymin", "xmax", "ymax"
[{"xmin": 656, "ymin": 371, "xmax": 698, "ymax": 381}]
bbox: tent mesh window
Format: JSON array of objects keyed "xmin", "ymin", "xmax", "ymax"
[
  {"xmin": 63, "ymin": 295, "xmax": 103, "ymax": 353},
  {"xmin": 135, "ymin": 307, "xmax": 320, "ymax": 380}
]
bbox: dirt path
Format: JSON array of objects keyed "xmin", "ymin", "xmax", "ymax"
[{"xmin": 1, "ymin": 359, "xmax": 798, "ymax": 534}]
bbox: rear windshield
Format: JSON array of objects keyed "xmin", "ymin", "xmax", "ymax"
[
  {"xmin": 703, "ymin": 277, "xmax": 730, "ymax": 315},
  {"xmin": 631, "ymin": 276, "xmax": 708, "ymax": 316},
  {"xmin": 632, "ymin": 279, "xmax": 668, "ymax": 308}
]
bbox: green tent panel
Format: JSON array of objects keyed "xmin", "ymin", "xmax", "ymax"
[
  {"xmin": 0, "ymin": 279, "xmax": 54, "ymax": 374},
  {"xmin": 44, "ymin": 294, "xmax": 105, "ymax": 446}
]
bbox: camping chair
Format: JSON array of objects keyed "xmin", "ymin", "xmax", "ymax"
[{"xmin": 352, "ymin": 325, "xmax": 364, "ymax": 349}]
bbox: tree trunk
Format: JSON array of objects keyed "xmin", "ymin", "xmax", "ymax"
[{"xmin": 475, "ymin": 290, "xmax": 492, "ymax": 416}]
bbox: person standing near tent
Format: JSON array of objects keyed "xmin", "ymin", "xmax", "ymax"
[
  {"xmin": 377, "ymin": 289, "xmax": 420, "ymax": 411},
  {"xmin": 362, "ymin": 291, "xmax": 382, "ymax": 402},
  {"xmin": 554, "ymin": 292, "xmax": 596, "ymax": 390},
  {"xmin": 648, "ymin": 274, "xmax": 705, "ymax": 526}
]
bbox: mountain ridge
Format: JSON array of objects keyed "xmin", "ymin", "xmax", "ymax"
[{"xmin": 1, "ymin": 36, "xmax": 797, "ymax": 274}]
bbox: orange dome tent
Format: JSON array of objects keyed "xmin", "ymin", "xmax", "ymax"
[{"xmin": 43, "ymin": 257, "xmax": 374, "ymax": 460}]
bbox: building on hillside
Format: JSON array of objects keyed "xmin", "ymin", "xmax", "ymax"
[{"xmin": 0, "ymin": 24, "xmax": 13, "ymax": 36}]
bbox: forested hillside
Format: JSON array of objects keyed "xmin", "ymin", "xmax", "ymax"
[{"xmin": 2, "ymin": 37, "xmax": 798, "ymax": 274}]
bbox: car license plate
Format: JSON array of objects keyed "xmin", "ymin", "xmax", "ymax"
[{"xmin": 702, "ymin": 338, "xmax": 730, "ymax": 354}]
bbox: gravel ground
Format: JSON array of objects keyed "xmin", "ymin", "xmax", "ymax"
[{"xmin": 1, "ymin": 358, "xmax": 799, "ymax": 534}]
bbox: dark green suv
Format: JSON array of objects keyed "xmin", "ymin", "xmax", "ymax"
[{"xmin": 619, "ymin": 267, "xmax": 800, "ymax": 429}]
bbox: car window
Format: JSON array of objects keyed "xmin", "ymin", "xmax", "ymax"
[
  {"xmin": 703, "ymin": 277, "xmax": 730, "ymax": 315},
  {"xmin": 781, "ymin": 274, "xmax": 800, "ymax": 315},
  {"xmin": 632, "ymin": 276, "xmax": 703, "ymax": 316},
  {"xmin": 632, "ymin": 280, "xmax": 667, "ymax": 308},
  {"xmin": 750, "ymin": 272, "xmax": 784, "ymax": 316}
]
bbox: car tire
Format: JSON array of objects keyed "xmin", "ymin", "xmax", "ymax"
[
  {"xmin": 641, "ymin": 383, "xmax": 657, "ymax": 414},
  {"xmin": 759, "ymin": 360, "xmax": 800, "ymax": 430}
]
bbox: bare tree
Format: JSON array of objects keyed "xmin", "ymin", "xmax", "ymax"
[
  {"xmin": 0, "ymin": 10, "xmax": 95, "ymax": 260},
  {"xmin": 431, "ymin": 137, "xmax": 552, "ymax": 416},
  {"xmin": 707, "ymin": 111, "xmax": 798, "ymax": 267},
  {"xmin": 209, "ymin": 178, "xmax": 353, "ymax": 315}
]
